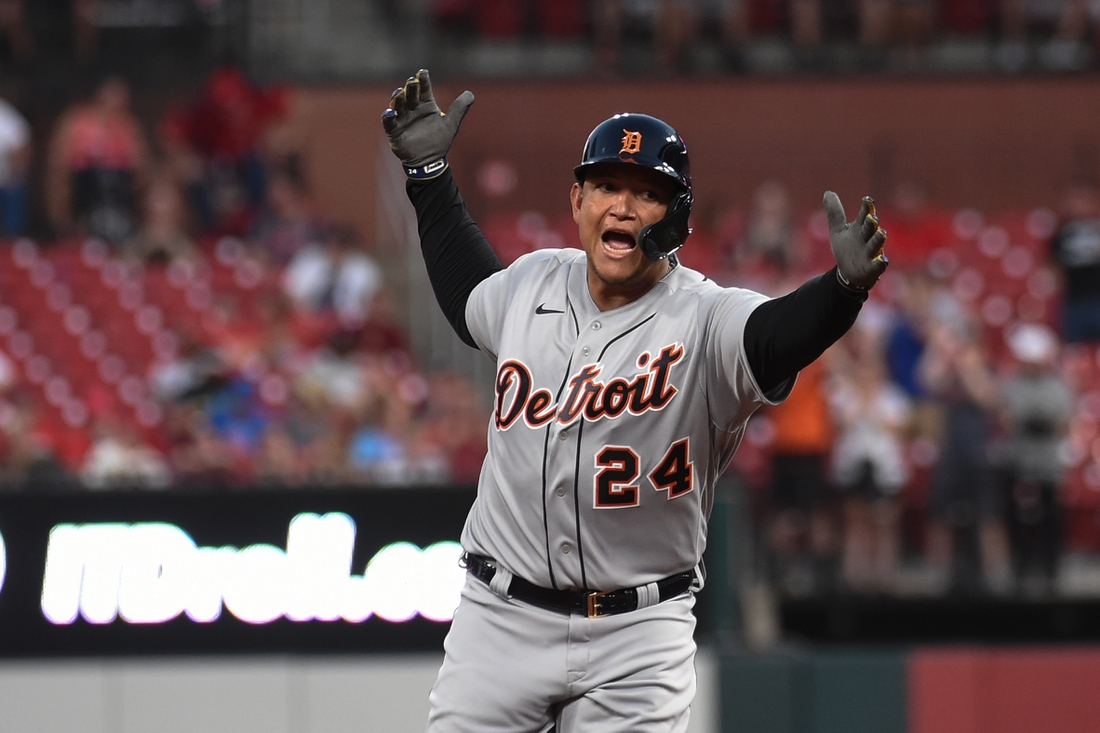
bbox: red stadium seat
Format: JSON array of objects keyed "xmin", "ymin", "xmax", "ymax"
[{"xmin": 482, "ymin": 211, "xmax": 536, "ymax": 266}]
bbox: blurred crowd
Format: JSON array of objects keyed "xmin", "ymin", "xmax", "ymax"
[
  {"xmin": 0, "ymin": 0, "xmax": 1091, "ymax": 84},
  {"xmin": 692, "ymin": 177, "xmax": 1100, "ymax": 599},
  {"xmin": 432, "ymin": 0, "xmax": 1100, "ymax": 74},
  {"xmin": 0, "ymin": 66, "xmax": 490, "ymax": 492}
]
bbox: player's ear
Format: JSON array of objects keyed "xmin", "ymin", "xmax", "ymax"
[{"xmin": 570, "ymin": 182, "xmax": 583, "ymax": 222}]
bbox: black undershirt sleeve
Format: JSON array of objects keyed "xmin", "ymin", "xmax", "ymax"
[
  {"xmin": 405, "ymin": 169, "xmax": 504, "ymax": 349},
  {"xmin": 744, "ymin": 268, "xmax": 867, "ymax": 395}
]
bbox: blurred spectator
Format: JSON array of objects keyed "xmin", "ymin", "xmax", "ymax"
[
  {"xmin": 651, "ymin": 0, "xmax": 696, "ymax": 74},
  {"xmin": 0, "ymin": 389, "xmax": 73, "ymax": 490},
  {"xmin": 652, "ymin": 0, "xmax": 748, "ymax": 74},
  {"xmin": 280, "ymin": 387, "xmax": 350, "ymax": 485},
  {"xmin": 591, "ymin": 0, "xmax": 746, "ymax": 75},
  {"xmin": 121, "ymin": 170, "xmax": 198, "ymax": 264},
  {"xmin": 789, "ymin": 0, "xmax": 825, "ymax": 64},
  {"xmin": 348, "ymin": 389, "xmax": 446, "ymax": 486},
  {"xmin": 683, "ymin": 196, "xmax": 741, "ymax": 284},
  {"xmin": 829, "ymin": 349, "xmax": 912, "ymax": 592},
  {"xmin": 0, "ymin": 372, "xmax": 24, "ymax": 486},
  {"xmin": 205, "ymin": 378, "xmax": 270, "ymax": 458},
  {"xmin": 734, "ymin": 180, "xmax": 806, "ymax": 281},
  {"xmin": 296, "ymin": 330, "xmax": 374, "ymax": 413},
  {"xmin": 592, "ymin": 0, "xmax": 635, "ymax": 73},
  {"xmin": 149, "ymin": 330, "xmax": 228, "ymax": 402},
  {"xmin": 247, "ymin": 164, "xmax": 325, "ymax": 265},
  {"xmin": 284, "ymin": 390, "xmax": 328, "ymax": 450},
  {"xmin": 245, "ymin": 293, "xmax": 307, "ymax": 382},
  {"xmin": 347, "ymin": 404, "xmax": 410, "ymax": 484},
  {"xmin": 352, "ymin": 287, "xmax": 415, "ymax": 358},
  {"xmin": 790, "ymin": 0, "xmax": 934, "ymax": 70},
  {"xmin": 997, "ymin": 323, "xmax": 1074, "ymax": 594},
  {"xmin": 283, "ymin": 224, "xmax": 384, "ymax": 329},
  {"xmin": 254, "ymin": 426, "xmax": 306, "ymax": 486},
  {"xmin": 299, "ymin": 407, "xmax": 353, "ymax": 485},
  {"xmin": 1050, "ymin": 179, "xmax": 1100, "ymax": 343},
  {"xmin": 47, "ymin": 77, "xmax": 149, "ymax": 246},
  {"xmin": 853, "ymin": 0, "xmax": 893, "ymax": 66},
  {"xmin": 165, "ymin": 404, "xmax": 238, "ymax": 488},
  {"xmin": 73, "ymin": 0, "xmax": 97, "ymax": 60},
  {"xmin": 709, "ymin": 0, "xmax": 750, "ymax": 71},
  {"xmin": 345, "ymin": 354, "xmax": 442, "ymax": 486},
  {"xmin": 885, "ymin": 269, "xmax": 933, "ymax": 397},
  {"xmin": 920, "ymin": 315, "xmax": 1012, "ymax": 594},
  {"xmin": 0, "ymin": 0, "xmax": 33, "ymax": 63},
  {"xmin": 885, "ymin": 268, "xmax": 962, "ymax": 440},
  {"xmin": 81, "ymin": 414, "xmax": 171, "ymax": 489},
  {"xmin": 160, "ymin": 66, "xmax": 291, "ymax": 235},
  {"xmin": 419, "ymin": 371, "xmax": 489, "ymax": 485},
  {"xmin": 762, "ymin": 358, "xmax": 836, "ymax": 595},
  {"xmin": 204, "ymin": 293, "xmax": 265, "ymax": 371},
  {"xmin": 0, "ymin": 94, "xmax": 29, "ymax": 236},
  {"xmin": 892, "ymin": 0, "xmax": 936, "ymax": 69},
  {"xmin": 0, "ymin": 346, "xmax": 13, "ymax": 393},
  {"xmin": 789, "ymin": 0, "xmax": 867, "ymax": 67},
  {"xmin": 878, "ymin": 180, "xmax": 951, "ymax": 271},
  {"xmin": 998, "ymin": 0, "xmax": 1094, "ymax": 72}
]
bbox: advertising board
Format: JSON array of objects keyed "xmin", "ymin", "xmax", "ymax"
[{"xmin": 0, "ymin": 486, "xmax": 476, "ymax": 655}]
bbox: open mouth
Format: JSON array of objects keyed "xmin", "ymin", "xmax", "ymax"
[{"xmin": 602, "ymin": 230, "xmax": 636, "ymax": 252}]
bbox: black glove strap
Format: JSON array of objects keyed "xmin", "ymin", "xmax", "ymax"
[{"xmin": 405, "ymin": 157, "xmax": 448, "ymax": 180}]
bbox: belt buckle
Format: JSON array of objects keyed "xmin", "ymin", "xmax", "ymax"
[{"xmin": 586, "ymin": 590, "xmax": 612, "ymax": 619}]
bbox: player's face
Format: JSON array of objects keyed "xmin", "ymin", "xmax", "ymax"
[{"xmin": 570, "ymin": 164, "xmax": 676, "ymax": 310}]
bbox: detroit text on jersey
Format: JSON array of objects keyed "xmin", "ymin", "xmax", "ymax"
[{"xmin": 494, "ymin": 343, "xmax": 685, "ymax": 431}]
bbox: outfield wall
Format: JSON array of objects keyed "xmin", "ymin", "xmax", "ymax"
[{"xmin": 722, "ymin": 646, "xmax": 1100, "ymax": 733}]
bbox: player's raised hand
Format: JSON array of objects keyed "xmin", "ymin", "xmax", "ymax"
[
  {"xmin": 381, "ymin": 69, "xmax": 475, "ymax": 179},
  {"xmin": 823, "ymin": 191, "xmax": 888, "ymax": 291}
]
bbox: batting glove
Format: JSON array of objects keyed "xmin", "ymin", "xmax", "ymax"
[
  {"xmin": 381, "ymin": 69, "xmax": 475, "ymax": 180},
  {"xmin": 823, "ymin": 191, "xmax": 888, "ymax": 292}
]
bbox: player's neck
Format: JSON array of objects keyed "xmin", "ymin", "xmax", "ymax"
[{"xmin": 587, "ymin": 260, "xmax": 672, "ymax": 311}]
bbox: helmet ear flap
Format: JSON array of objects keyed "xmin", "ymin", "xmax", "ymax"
[{"xmin": 640, "ymin": 190, "xmax": 693, "ymax": 261}]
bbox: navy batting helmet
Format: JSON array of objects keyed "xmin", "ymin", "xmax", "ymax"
[{"xmin": 574, "ymin": 113, "xmax": 692, "ymax": 261}]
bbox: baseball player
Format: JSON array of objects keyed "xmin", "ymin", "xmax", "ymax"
[{"xmin": 382, "ymin": 69, "xmax": 887, "ymax": 732}]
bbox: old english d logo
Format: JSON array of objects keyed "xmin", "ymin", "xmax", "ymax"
[{"xmin": 620, "ymin": 130, "xmax": 642, "ymax": 155}]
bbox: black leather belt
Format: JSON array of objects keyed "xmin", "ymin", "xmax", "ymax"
[{"xmin": 463, "ymin": 553, "xmax": 694, "ymax": 619}]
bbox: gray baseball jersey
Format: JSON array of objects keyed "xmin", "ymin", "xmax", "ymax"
[{"xmin": 461, "ymin": 248, "xmax": 788, "ymax": 592}]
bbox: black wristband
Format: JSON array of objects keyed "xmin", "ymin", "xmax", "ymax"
[
  {"xmin": 405, "ymin": 157, "xmax": 448, "ymax": 180},
  {"xmin": 835, "ymin": 267, "xmax": 870, "ymax": 294}
]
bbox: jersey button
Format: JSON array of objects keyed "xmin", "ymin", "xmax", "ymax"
[
  {"xmin": 581, "ymin": 346, "xmax": 590, "ymax": 357},
  {"xmin": 592, "ymin": 322, "xmax": 601, "ymax": 330},
  {"xmin": 561, "ymin": 543, "xmax": 572, "ymax": 554},
  {"xmin": 559, "ymin": 430, "xmax": 569, "ymax": 440},
  {"xmin": 555, "ymin": 487, "xmax": 566, "ymax": 497}
]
